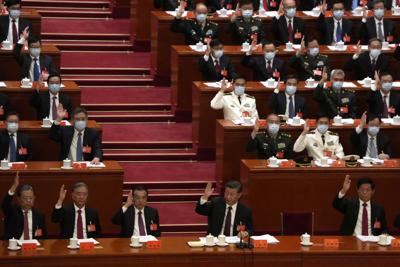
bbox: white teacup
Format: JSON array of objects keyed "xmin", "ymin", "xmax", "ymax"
[
  {"xmin": 379, "ymin": 234, "xmax": 388, "ymax": 245},
  {"xmin": 206, "ymin": 234, "xmax": 215, "ymax": 246},
  {"xmin": 286, "ymin": 42, "xmax": 293, "ymax": 50},
  {"xmin": 63, "ymin": 158, "xmax": 72, "ymax": 168},
  {"xmin": 354, "ymin": 7, "xmax": 363, "ymax": 15},
  {"xmin": 259, "ymin": 8, "xmax": 266, "ymax": 16},
  {"xmin": 219, "ymin": 8, "xmax": 227, "ymax": 16},
  {"xmin": 269, "ymin": 156, "xmax": 279, "ymax": 166},
  {"xmin": 300, "ymin": 233, "xmax": 311, "ymax": 244},
  {"xmin": 306, "ymin": 78, "xmax": 315, "ymax": 87},
  {"xmin": 217, "ymin": 234, "xmax": 226, "ymax": 245},
  {"xmin": 131, "ymin": 235, "xmax": 140, "ymax": 246},
  {"xmin": 382, "ymin": 41, "xmax": 389, "ymax": 48},
  {"xmin": 42, "ymin": 117, "xmax": 51, "ymax": 127},
  {"xmin": 312, "ymin": 7, "xmax": 320, "ymax": 15},
  {"xmin": 69, "ymin": 238, "xmax": 78, "ymax": 248},
  {"xmin": 333, "ymin": 115, "xmax": 342, "ymax": 124},
  {"xmin": 8, "ymin": 238, "xmax": 18, "ymax": 249},
  {"xmin": 196, "ymin": 41, "xmax": 204, "ymax": 50},
  {"xmin": 267, "ymin": 78, "xmax": 275, "ymax": 87},
  {"xmin": 243, "ymin": 116, "xmax": 252, "ymax": 125},
  {"xmin": 21, "ymin": 78, "xmax": 30, "ymax": 87},
  {"xmin": 393, "ymin": 115, "xmax": 400, "ymax": 124},
  {"xmin": 320, "ymin": 157, "xmax": 329, "ymax": 165},
  {"xmin": 1, "ymin": 159, "xmax": 9, "ymax": 169},
  {"xmin": 292, "ymin": 116, "xmax": 301, "ymax": 125},
  {"xmin": 2, "ymin": 40, "xmax": 12, "ymax": 50},
  {"xmin": 393, "ymin": 6, "xmax": 400, "ymax": 15},
  {"xmin": 336, "ymin": 41, "xmax": 345, "ymax": 50},
  {"xmin": 242, "ymin": 41, "xmax": 250, "ymax": 51},
  {"xmin": 363, "ymin": 157, "xmax": 372, "ymax": 165},
  {"xmin": 363, "ymin": 77, "xmax": 372, "ymax": 87}
]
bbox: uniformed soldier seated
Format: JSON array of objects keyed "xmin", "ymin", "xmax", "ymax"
[
  {"xmin": 313, "ymin": 68, "xmax": 357, "ymax": 118},
  {"xmin": 293, "ymin": 113, "xmax": 345, "ymax": 160},
  {"xmin": 171, "ymin": 2, "xmax": 218, "ymax": 45},
  {"xmin": 289, "ymin": 38, "xmax": 331, "ymax": 81},
  {"xmin": 227, "ymin": 0, "xmax": 266, "ymax": 45},
  {"xmin": 198, "ymin": 39, "xmax": 238, "ymax": 81},
  {"xmin": 210, "ymin": 77, "xmax": 259, "ymax": 120},
  {"xmin": 246, "ymin": 113, "xmax": 293, "ymax": 159}
]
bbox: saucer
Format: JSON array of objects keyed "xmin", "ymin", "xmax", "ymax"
[
  {"xmin": 361, "ymin": 163, "xmax": 373, "ymax": 167},
  {"xmin": 40, "ymin": 125, "xmax": 52, "ymax": 128},
  {"xmin": 0, "ymin": 167, "xmax": 10, "ymax": 170},
  {"xmin": 8, "ymin": 246, "xmax": 21, "ymax": 251},
  {"xmin": 283, "ymin": 48, "xmax": 295, "ymax": 52},
  {"xmin": 61, "ymin": 166, "xmax": 73, "ymax": 170},
  {"xmin": 377, "ymin": 241, "xmax": 391, "ymax": 246},
  {"xmin": 267, "ymin": 164, "xmax": 280, "ymax": 168},
  {"xmin": 130, "ymin": 243, "xmax": 143, "ymax": 248},
  {"xmin": 332, "ymin": 123, "xmax": 344, "ymax": 126},
  {"xmin": 304, "ymin": 85, "xmax": 316, "ymax": 88},
  {"xmin": 204, "ymin": 243, "xmax": 216, "ymax": 247},
  {"xmin": 67, "ymin": 245, "xmax": 79, "ymax": 249},
  {"xmin": 300, "ymin": 242, "xmax": 313, "ymax": 246},
  {"xmin": 20, "ymin": 85, "xmax": 32, "ymax": 89},
  {"xmin": 216, "ymin": 242, "xmax": 229, "ymax": 247}
]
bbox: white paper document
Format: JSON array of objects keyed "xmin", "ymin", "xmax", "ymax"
[
  {"xmin": 77, "ymin": 238, "xmax": 99, "ymax": 245},
  {"xmin": 17, "ymin": 239, "xmax": 41, "ymax": 246},
  {"xmin": 0, "ymin": 82, "xmax": 6, "ymax": 87},
  {"xmin": 165, "ymin": 11, "xmax": 187, "ymax": 17},
  {"xmin": 139, "ymin": 235, "xmax": 158, "ymax": 243},
  {"xmin": 356, "ymin": 235, "xmax": 394, "ymax": 243},
  {"xmin": 203, "ymin": 81, "xmax": 232, "ymax": 88},
  {"xmin": 189, "ymin": 45, "xmax": 206, "ymax": 52},
  {"xmin": 251, "ymin": 234, "xmax": 280, "ymax": 244}
]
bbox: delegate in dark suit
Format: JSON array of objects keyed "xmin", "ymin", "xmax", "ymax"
[
  {"xmin": 351, "ymin": 128, "xmax": 391, "ymax": 157},
  {"xmin": 198, "ymin": 54, "xmax": 238, "ymax": 81},
  {"xmin": 0, "ymin": 130, "xmax": 32, "ymax": 161},
  {"xmin": 332, "ymin": 195, "xmax": 387, "ymax": 235},
  {"xmin": 317, "ymin": 13, "xmax": 353, "ymax": 45},
  {"xmin": 0, "ymin": 93, "xmax": 10, "ymax": 121},
  {"xmin": 1, "ymin": 192, "xmax": 46, "ymax": 240},
  {"xmin": 171, "ymin": 18, "xmax": 219, "ymax": 45},
  {"xmin": 195, "ymin": 196, "xmax": 253, "ymax": 236},
  {"xmin": 366, "ymin": 90, "xmax": 400, "ymax": 117},
  {"xmin": 269, "ymin": 92, "xmax": 308, "ymax": 118},
  {"xmin": 48, "ymin": 124, "xmax": 103, "ymax": 161},
  {"xmin": 30, "ymin": 90, "xmax": 73, "ymax": 120},
  {"xmin": 361, "ymin": 18, "xmax": 396, "ymax": 44},
  {"xmin": 242, "ymin": 55, "xmax": 286, "ymax": 81},
  {"xmin": 51, "ymin": 204, "xmax": 101, "ymax": 239},
  {"xmin": 272, "ymin": 16, "xmax": 306, "ymax": 45},
  {"xmin": 0, "ymin": 15, "xmax": 32, "ymax": 42},
  {"xmin": 154, "ymin": 0, "xmax": 194, "ymax": 10},
  {"xmin": 112, "ymin": 205, "xmax": 161, "ymax": 237},
  {"xmin": 344, "ymin": 52, "xmax": 390, "ymax": 80},
  {"xmin": 13, "ymin": 43, "xmax": 58, "ymax": 80}
]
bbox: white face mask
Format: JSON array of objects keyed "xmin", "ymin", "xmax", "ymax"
[
  {"xmin": 234, "ymin": 85, "xmax": 245, "ymax": 96},
  {"xmin": 213, "ymin": 50, "xmax": 224, "ymax": 59},
  {"xmin": 196, "ymin": 13, "xmax": 206, "ymax": 23},
  {"xmin": 317, "ymin": 124, "xmax": 329, "ymax": 134},
  {"xmin": 333, "ymin": 10, "xmax": 344, "ymax": 20},
  {"xmin": 29, "ymin": 48, "xmax": 41, "ymax": 58},
  {"xmin": 370, "ymin": 48, "xmax": 381, "ymax": 58},
  {"xmin": 264, "ymin": 52, "xmax": 275, "ymax": 61},
  {"xmin": 285, "ymin": 8, "xmax": 296, "ymax": 18},
  {"xmin": 285, "ymin": 85, "xmax": 297, "ymax": 95},
  {"xmin": 74, "ymin": 120, "xmax": 86, "ymax": 131},
  {"xmin": 7, "ymin": 122, "xmax": 19, "ymax": 134},
  {"xmin": 381, "ymin": 82, "xmax": 392, "ymax": 92},
  {"xmin": 9, "ymin": 9, "xmax": 21, "ymax": 19},
  {"xmin": 268, "ymin": 123, "xmax": 280, "ymax": 135},
  {"xmin": 308, "ymin": 47, "xmax": 319, "ymax": 57},
  {"xmin": 242, "ymin": 9, "xmax": 253, "ymax": 18}
]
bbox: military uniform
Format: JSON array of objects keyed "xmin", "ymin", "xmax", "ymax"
[
  {"xmin": 246, "ymin": 131, "xmax": 292, "ymax": 159},
  {"xmin": 210, "ymin": 91, "xmax": 259, "ymax": 120},
  {"xmin": 293, "ymin": 130, "xmax": 344, "ymax": 160},
  {"xmin": 289, "ymin": 54, "xmax": 330, "ymax": 81},
  {"xmin": 313, "ymin": 84, "xmax": 356, "ymax": 118},
  {"xmin": 171, "ymin": 18, "xmax": 218, "ymax": 45},
  {"xmin": 227, "ymin": 17, "xmax": 266, "ymax": 45}
]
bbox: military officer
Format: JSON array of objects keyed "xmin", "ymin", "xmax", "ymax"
[
  {"xmin": 246, "ymin": 114, "xmax": 292, "ymax": 159},
  {"xmin": 289, "ymin": 38, "xmax": 330, "ymax": 81},
  {"xmin": 227, "ymin": 0, "xmax": 266, "ymax": 45},
  {"xmin": 293, "ymin": 114, "xmax": 344, "ymax": 160},
  {"xmin": 210, "ymin": 77, "xmax": 259, "ymax": 120},
  {"xmin": 313, "ymin": 68, "xmax": 357, "ymax": 119},
  {"xmin": 171, "ymin": 2, "xmax": 218, "ymax": 45}
]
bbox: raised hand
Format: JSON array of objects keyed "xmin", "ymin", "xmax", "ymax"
[
  {"xmin": 340, "ymin": 175, "xmax": 351, "ymax": 195},
  {"xmin": 9, "ymin": 172, "xmax": 19, "ymax": 194},
  {"xmin": 220, "ymin": 78, "xmax": 228, "ymax": 93},
  {"xmin": 205, "ymin": 41, "xmax": 211, "ymax": 56},
  {"xmin": 56, "ymin": 103, "xmax": 67, "ymax": 122},
  {"xmin": 231, "ymin": 3, "xmax": 240, "ymax": 21},
  {"xmin": 296, "ymin": 37, "xmax": 306, "ymax": 56},
  {"xmin": 302, "ymin": 119, "xmax": 310, "ymax": 135},
  {"xmin": 202, "ymin": 182, "xmax": 214, "ymax": 201},
  {"xmin": 321, "ymin": 0, "xmax": 327, "ymax": 14},
  {"xmin": 355, "ymin": 40, "xmax": 362, "ymax": 56},
  {"xmin": 320, "ymin": 67, "xmax": 328, "ymax": 83},
  {"xmin": 124, "ymin": 190, "xmax": 134, "ymax": 208},
  {"xmin": 20, "ymin": 26, "xmax": 29, "ymax": 40},
  {"xmin": 278, "ymin": 0, "xmax": 284, "ymax": 15},
  {"xmin": 362, "ymin": 5, "xmax": 368, "ymax": 20},
  {"xmin": 57, "ymin": 184, "xmax": 67, "ymax": 206},
  {"xmin": 359, "ymin": 111, "xmax": 367, "ymax": 128}
]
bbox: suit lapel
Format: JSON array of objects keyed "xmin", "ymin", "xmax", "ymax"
[
  {"xmin": 370, "ymin": 202, "xmax": 378, "ymax": 233},
  {"xmin": 361, "ymin": 131, "xmax": 368, "ymax": 155},
  {"xmin": 144, "ymin": 207, "xmax": 151, "ymax": 233},
  {"xmin": 31, "ymin": 209, "xmax": 37, "ymax": 237}
]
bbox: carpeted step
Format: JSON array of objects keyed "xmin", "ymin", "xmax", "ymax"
[
  {"xmin": 123, "ymin": 189, "xmax": 219, "ymax": 202},
  {"xmin": 43, "ymin": 40, "xmax": 133, "ymax": 51},
  {"xmin": 62, "ymin": 74, "xmax": 153, "ymax": 86},
  {"xmin": 103, "ymin": 141, "xmax": 192, "ymax": 150},
  {"xmin": 103, "ymin": 149, "xmax": 197, "ymax": 161},
  {"xmin": 33, "ymin": 7, "xmax": 112, "ymax": 19},
  {"xmin": 88, "ymin": 110, "xmax": 175, "ymax": 123},
  {"xmin": 62, "ymin": 68, "xmax": 149, "ymax": 75},
  {"xmin": 23, "ymin": 0, "xmax": 110, "ymax": 9}
]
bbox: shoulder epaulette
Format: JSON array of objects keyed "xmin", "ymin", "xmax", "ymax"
[{"xmin": 328, "ymin": 131, "xmax": 338, "ymax": 136}]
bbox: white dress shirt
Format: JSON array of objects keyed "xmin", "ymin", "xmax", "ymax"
[
  {"xmin": 285, "ymin": 93, "xmax": 295, "ymax": 116},
  {"xmin": 73, "ymin": 204, "xmax": 87, "ymax": 239},
  {"xmin": 69, "ymin": 129, "xmax": 85, "ymax": 162},
  {"xmin": 7, "ymin": 131, "xmax": 17, "ymax": 161},
  {"xmin": 48, "ymin": 92, "xmax": 60, "ymax": 119},
  {"xmin": 354, "ymin": 199, "xmax": 372, "ymax": 236},
  {"xmin": 7, "ymin": 17, "xmax": 19, "ymax": 43}
]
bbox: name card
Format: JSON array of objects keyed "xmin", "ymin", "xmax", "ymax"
[
  {"xmin": 253, "ymin": 240, "xmax": 268, "ymax": 248},
  {"xmin": 324, "ymin": 239, "xmax": 339, "ymax": 248},
  {"xmin": 146, "ymin": 240, "xmax": 162, "ymax": 249},
  {"xmin": 391, "ymin": 239, "xmax": 400, "ymax": 247},
  {"xmin": 22, "ymin": 243, "xmax": 37, "ymax": 251},
  {"xmin": 11, "ymin": 163, "xmax": 27, "ymax": 170},
  {"xmin": 383, "ymin": 160, "xmax": 398, "ymax": 168},
  {"xmin": 79, "ymin": 242, "xmax": 94, "ymax": 250},
  {"xmin": 280, "ymin": 160, "xmax": 296, "ymax": 168},
  {"xmin": 332, "ymin": 160, "xmax": 346, "ymax": 168}
]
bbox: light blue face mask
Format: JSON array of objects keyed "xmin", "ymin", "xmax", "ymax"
[
  {"xmin": 7, "ymin": 122, "xmax": 19, "ymax": 134},
  {"xmin": 370, "ymin": 49, "xmax": 381, "ymax": 58},
  {"xmin": 374, "ymin": 8, "xmax": 384, "ymax": 19},
  {"xmin": 317, "ymin": 124, "xmax": 329, "ymax": 134},
  {"xmin": 381, "ymin": 82, "xmax": 392, "ymax": 92},
  {"xmin": 285, "ymin": 8, "xmax": 296, "ymax": 18},
  {"xmin": 264, "ymin": 52, "xmax": 275, "ymax": 61},
  {"xmin": 196, "ymin": 13, "xmax": 206, "ymax": 23},
  {"xmin": 9, "ymin": 9, "xmax": 21, "ymax": 19},
  {"xmin": 234, "ymin": 85, "xmax": 245, "ymax": 96},
  {"xmin": 308, "ymin": 47, "xmax": 319, "ymax": 57},
  {"xmin": 333, "ymin": 10, "xmax": 344, "ymax": 20},
  {"xmin": 268, "ymin": 123, "xmax": 280, "ymax": 135},
  {"xmin": 285, "ymin": 85, "xmax": 297, "ymax": 95},
  {"xmin": 367, "ymin": 126, "xmax": 380, "ymax": 136},
  {"xmin": 48, "ymin": 83, "xmax": 61, "ymax": 94},
  {"xmin": 242, "ymin": 9, "xmax": 253, "ymax": 18},
  {"xmin": 332, "ymin": 81, "xmax": 343, "ymax": 90},
  {"xmin": 74, "ymin": 120, "xmax": 86, "ymax": 131},
  {"xmin": 29, "ymin": 48, "xmax": 41, "ymax": 58}
]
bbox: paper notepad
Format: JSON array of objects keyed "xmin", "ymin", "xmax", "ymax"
[{"xmin": 251, "ymin": 234, "xmax": 280, "ymax": 244}]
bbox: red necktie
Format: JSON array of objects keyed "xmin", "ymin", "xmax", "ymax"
[
  {"xmin": 223, "ymin": 206, "xmax": 232, "ymax": 236},
  {"xmin": 382, "ymin": 96, "xmax": 389, "ymax": 118},
  {"xmin": 77, "ymin": 209, "xmax": 84, "ymax": 239},
  {"xmin": 362, "ymin": 203, "xmax": 369, "ymax": 236},
  {"xmin": 138, "ymin": 211, "xmax": 146, "ymax": 236},
  {"xmin": 23, "ymin": 211, "xmax": 30, "ymax": 240},
  {"xmin": 12, "ymin": 19, "xmax": 18, "ymax": 45},
  {"xmin": 288, "ymin": 19, "xmax": 294, "ymax": 43},
  {"xmin": 267, "ymin": 60, "xmax": 272, "ymax": 73},
  {"xmin": 263, "ymin": 0, "xmax": 269, "ymax": 10},
  {"xmin": 215, "ymin": 60, "xmax": 221, "ymax": 75},
  {"xmin": 52, "ymin": 96, "xmax": 58, "ymax": 120}
]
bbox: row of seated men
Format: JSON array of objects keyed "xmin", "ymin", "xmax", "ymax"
[
  {"xmin": 2, "ymin": 173, "xmax": 400, "ymax": 240},
  {"xmin": 169, "ymin": 0, "xmax": 399, "ymax": 46}
]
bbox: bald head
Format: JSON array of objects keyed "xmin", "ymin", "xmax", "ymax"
[
  {"xmin": 283, "ymin": 0, "xmax": 296, "ymax": 8},
  {"xmin": 195, "ymin": 3, "xmax": 208, "ymax": 13}
]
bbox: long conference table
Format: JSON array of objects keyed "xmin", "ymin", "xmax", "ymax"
[
  {"xmin": 1, "ymin": 81, "xmax": 81, "ymax": 120},
  {"xmin": 0, "ymin": 44, "xmax": 61, "ymax": 81},
  {"xmin": 171, "ymin": 45, "xmax": 399, "ymax": 119},
  {"xmin": 216, "ymin": 119, "xmax": 400, "ymax": 184},
  {"xmin": 0, "ymin": 161, "xmax": 123, "ymax": 237},
  {"xmin": 1, "ymin": 236, "xmax": 400, "ymax": 267},
  {"xmin": 240, "ymin": 159, "xmax": 400, "ymax": 234},
  {"xmin": 0, "ymin": 120, "xmax": 102, "ymax": 161}
]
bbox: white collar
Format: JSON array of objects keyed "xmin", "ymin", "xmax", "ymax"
[
  {"xmin": 359, "ymin": 199, "xmax": 371, "ymax": 206},
  {"xmin": 74, "ymin": 203, "xmax": 85, "ymax": 212}
]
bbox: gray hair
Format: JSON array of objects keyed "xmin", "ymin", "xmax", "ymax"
[
  {"xmin": 330, "ymin": 69, "xmax": 345, "ymax": 80},
  {"xmin": 72, "ymin": 182, "xmax": 88, "ymax": 192}
]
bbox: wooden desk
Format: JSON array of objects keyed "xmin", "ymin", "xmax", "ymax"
[
  {"xmin": 0, "ymin": 161, "xmax": 123, "ymax": 237},
  {"xmin": 0, "ymin": 81, "xmax": 81, "ymax": 120},
  {"xmin": 216, "ymin": 119, "xmax": 400, "ymax": 184},
  {"xmin": 0, "ymin": 44, "xmax": 61, "ymax": 81},
  {"xmin": 172, "ymin": 45, "xmax": 398, "ymax": 119},
  {"xmin": 21, "ymin": 9, "xmax": 42, "ymax": 39},
  {"xmin": 240, "ymin": 159, "xmax": 400, "ymax": 234},
  {"xmin": 1, "ymin": 236, "xmax": 400, "ymax": 267},
  {"xmin": 0, "ymin": 120, "xmax": 101, "ymax": 161}
]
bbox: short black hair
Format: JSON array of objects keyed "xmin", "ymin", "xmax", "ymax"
[
  {"xmin": 17, "ymin": 184, "xmax": 34, "ymax": 197},
  {"xmin": 262, "ymin": 41, "xmax": 275, "ymax": 47},
  {"xmin": 285, "ymin": 74, "xmax": 298, "ymax": 83},
  {"xmin": 316, "ymin": 112, "xmax": 329, "ymax": 121},
  {"xmin": 357, "ymin": 177, "xmax": 375, "ymax": 190},
  {"xmin": 72, "ymin": 106, "xmax": 88, "ymax": 117},
  {"xmin": 366, "ymin": 113, "xmax": 381, "ymax": 123},
  {"xmin": 133, "ymin": 186, "xmax": 149, "ymax": 196},
  {"xmin": 307, "ymin": 38, "xmax": 319, "ymax": 46},
  {"xmin": 72, "ymin": 182, "xmax": 88, "ymax": 192},
  {"xmin": 372, "ymin": 0, "xmax": 385, "ymax": 7},
  {"xmin": 28, "ymin": 35, "xmax": 41, "ymax": 46},
  {"xmin": 47, "ymin": 73, "xmax": 62, "ymax": 83},
  {"xmin": 368, "ymin": 37, "xmax": 382, "ymax": 46},
  {"xmin": 234, "ymin": 76, "xmax": 246, "ymax": 83},
  {"xmin": 225, "ymin": 180, "xmax": 242, "ymax": 193},
  {"xmin": 331, "ymin": 0, "xmax": 344, "ymax": 6},
  {"xmin": 5, "ymin": 111, "xmax": 19, "ymax": 121},
  {"xmin": 5, "ymin": 0, "xmax": 21, "ymax": 7},
  {"xmin": 239, "ymin": 0, "xmax": 254, "ymax": 6},
  {"xmin": 379, "ymin": 72, "xmax": 392, "ymax": 80},
  {"xmin": 210, "ymin": 39, "xmax": 222, "ymax": 48}
]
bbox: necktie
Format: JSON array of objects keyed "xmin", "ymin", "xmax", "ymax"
[
  {"xmin": 23, "ymin": 211, "xmax": 29, "ymax": 240},
  {"xmin": 371, "ymin": 58, "xmax": 376, "ymax": 71},
  {"xmin": 377, "ymin": 22, "xmax": 384, "ymax": 41},
  {"xmin": 9, "ymin": 134, "xmax": 16, "ymax": 162},
  {"xmin": 382, "ymin": 95, "xmax": 389, "ymax": 118},
  {"xmin": 215, "ymin": 60, "xmax": 221, "ymax": 76},
  {"xmin": 138, "ymin": 211, "xmax": 146, "ymax": 236},
  {"xmin": 336, "ymin": 21, "xmax": 342, "ymax": 43},
  {"xmin": 263, "ymin": 0, "xmax": 268, "ymax": 10},
  {"xmin": 238, "ymin": 95, "xmax": 242, "ymax": 104},
  {"xmin": 224, "ymin": 206, "xmax": 232, "ymax": 236},
  {"xmin": 52, "ymin": 96, "xmax": 58, "ymax": 120},
  {"xmin": 288, "ymin": 96, "xmax": 295, "ymax": 118},
  {"xmin": 321, "ymin": 134, "xmax": 325, "ymax": 146},
  {"xmin": 369, "ymin": 137, "xmax": 378, "ymax": 158},
  {"xmin": 352, "ymin": 0, "xmax": 358, "ymax": 10},
  {"xmin": 33, "ymin": 58, "xmax": 40, "ymax": 82},
  {"xmin": 76, "ymin": 132, "xmax": 83, "ymax": 161},
  {"xmin": 267, "ymin": 60, "xmax": 272, "ymax": 73},
  {"xmin": 362, "ymin": 203, "xmax": 369, "ymax": 236},
  {"xmin": 12, "ymin": 19, "xmax": 18, "ymax": 45},
  {"xmin": 77, "ymin": 209, "xmax": 84, "ymax": 239},
  {"xmin": 288, "ymin": 19, "xmax": 293, "ymax": 43}
]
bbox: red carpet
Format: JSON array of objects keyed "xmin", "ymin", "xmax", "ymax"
[
  {"xmin": 150, "ymin": 202, "xmax": 207, "ymax": 225},
  {"xmin": 61, "ymin": 52, "xmax": 150, "ymax": 68},
  {"xmin": 42, "ymin": 18, "xmax": 130, "ymax": 34}
]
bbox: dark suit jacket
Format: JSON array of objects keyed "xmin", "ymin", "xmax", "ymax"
[
  {"xmin": 1, "ymin": 192, "xmax": 46, "ymax": 240},
  {"xmin": 366, "ymin": 90, "xmax": 400, "ymax": 117},
  {"xmin": 51, "ymin": 204, "xmax": 101, "ymax": 239},
  {"xmin": 395, "ymin": 213, "xmax": 400, "ymax": 228},
  {"xmin": 0, "ymin": 93, "xmax": 9, "ymax": 121},
  {"xmin": 344, "ymin": 52, "xmax": 390, "ymax": 80},
  {"xmin": 272, "ymin": 16, "xmax": 306, "ymax": 45},
  {"xmin": 0, "ymin": 15, "xmax": 32, "ymax": 42},
  {"xmin": 351, "ymin": 129, "xmax": 391, "ymax": 157},
  {"xmin": 195, "ymin": 196, "xmax": 253, "ymax": 236},
  {"xmin": 317, "ymin": 13, "xmax": 353, "ymax": 45},
  {"xmin": 13, "ymin": 43, "xmax": 58, "ymax": 80},
  {"xmin": 361, "ymin": 18, "xmax": 396, "ymax": 44},
  {"xmin": 242, "ymin": 55, "xmax": 286, "ymax": 81},
  {"xmin": 0, "ymin": 130, "xmax": 32, "ymax": 161},
  {"xmin": 153, "ymin": 0, "xmax": 194, "ymax": 10},
  {"xmin": 198, "ymin": 54, "xmax": 238, "ymax": 81},
  {"xmin": 269, "ymin": 92, "xmax": 308, "ymax": 118},
  {"xmin": 48, "ymin": 124, "xmax": 103, "ymax": 161},
  {"xmin": 30, "ymin": 90, "xmax": 73, "ymax": 120},
  {"xmin": 112, "ymin": 205, "xmax": 161, "ymax": 237},
  {"xmin": 206, "ymin": 0, "xmax": 239, "ymax": 12},
  {"xmin": 332, "ymin": 195, "xmax": 387, "ymax": 235}
]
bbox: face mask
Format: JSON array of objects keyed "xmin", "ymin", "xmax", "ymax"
[
  {"xmin": 48, "ymin": 83, "xmax": 61, "ymax": 94},
  {"xmin": 308, "ymin": 47, "xmax": 319, "ymax": 57},
  {"xmin": 268, "ymin": 123, "xmax": 280, "ymax": 135},
  {"xmin": 9, "ymin": 9, "xmax": 21, "ymax": 19},
  {"xmin": 234, "ymin": 85, "xmax": 245, "ymax": 96},
  {"xmin": 213, "ymin": 50, "xmax": 224, "ymax": 59},
  {"xmin": 242, "ymin": 9, "xmax": 253, "ymax": 18},
  {"xmin": 264, "ymin": 52, "xmax": 275, "ymax": 61},
  {"xmin": 29, "ymin": 48, "xmax": 41, "ymax": 58},
  {"xmin": 285, "ymin": 8, "xmax": 296, "ymax": 18},
  {"xmin": 74, "ymin": 120, "xmax": 86, "ymax": 131},
  {"xmin": 381, "ymin": 82, "xmax": 392, "ymax": 92},
  {"xmin": 317, "ymin": 124, "xmax": 329, "ymax": 134},
  {"xmin": 333, "ymin": 10, "xmax": 344, "ymax": 20},
  {"xmin": 285, "ymin": 85, "xmax": 297, "ymax": 95},
  {"xmin": 196, "ymin": 13, "xmax": 206, "ymax": 23},
  {"xmin": 370, "ymin": 49, "xmax": 381, "ymax": 58},
  {"xmin": 7, "ymin": 122, "xmax": 19, "ymax": 134},
  {"xmin": 367, "ymin": 126, "xmax": 380, "ymax": 136},
  {"xmin": 374, "ymin": 8, "xmax": 384, "ymax": 19},
  {"xmin": 332, "ymin": 81, "xmax": 343, "ymax": 90}
]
